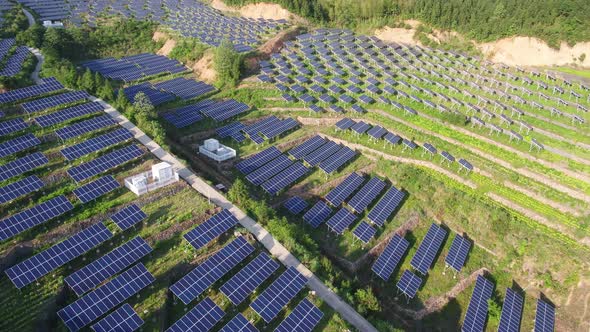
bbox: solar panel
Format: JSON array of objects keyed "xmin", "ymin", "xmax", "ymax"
[
  {"xmin": 220, "ymin": 252, "xmax": 280, "ymax": 305},
  {"xmin": 235, "ymin": 146, "xmax": 282, "ymax": 174},
  {"xmin": 0, "ymin": 133, "xmax": 41, "ymax": 159},
  {"xmin": 110, "ymin": 204, "xmax": 147, "ymax": 230},
  {"xmin": 56, "ymin": 115, "xmax": 117, "ymax": 140},
  {"xmin": 352, "ymin": 221, "xmax": 376, "ymax": 244},
  {"xmin": 497, "ymin": 288, "xmax": 524, "ymax": 332},
  {"xmin": 384, "ymin": 132, "xmax": 401, "ymax": 145},
  {"xmin": 319, "ymin": 146, "xmax": 357, "ymax": 174},
  {"xmin": 6, "ymin": 222, "xmax": 112, "ymax": 289},
  {"xmin": 0, "ymin": 118, "xmax": 28, "ymax": 136},
  {"xmin": 459, "ymin": 159, "xmax": 473, "ymax": 171},
  {"xmin": 283, "ymin": 196, "xmax": 308, "ymax": 214},
  {"xmin": 0, "ymin": 175, "xmax": 44, "ymax": 204},
  {"xmin": 372, "ymin": 234, "xmax": 409, "ymax": 281},
  {"xmin": 219, "ymin": 313, "xmax": 258, "ymax": 332},
  {"xmin": 347, "ymin": 177, "xmax": 386, "ymax": 213},
  {"xmin": 166, "ymin": 297, "xmax": 224, "ymax": 332},
  {"xmin": 246, "ymin": 154, "xmax": 293, "ymax": 186},
  {"xmin": 61, "ymin": 128, "xmax": 133, "ymax": 160},
  {"xmin": 91, "ymin": 303, "xmax": 144, "ymax": 332},
  {"xmin": 275, "ymin": 298, "xmax": 323, "ymax": 332},
  {"xmin": 184, "ymin": 209, "xmax": 239, "ymax": 249},
  {"xmin": 462, "ymin": 275, "xmax": 494, "ymax": 332},
  {"xmin": 366, "ymin": 186, "xmax": 405, "ymax": 226},
  {"xmin": 67, "ymin": 144, "xmax": 144, "ymax": 182},
  {"xmin": 171, "ymin": 236, "xmax": 254, "ymax": 304},
  {"xmin": 250, "ymin": 266, "xmax": 307, "ymax": 323},
  {"xmin": 326, "ymin": 207, "xmax": 357, "ymax": 234},
  {"xmin": 445, "ymin": 234, "xmax": 471, "ymax": 273},
  {"xmin": 73, "ymin": 175, "xmax": 120, "ymax": 203},
  {"xmin": 303, "ymin": 200, "xmax": 333, "ymax": 228},
  {"xmin": 261, "ymin": 162, "xmax": 309, "ymax": 195},
  {"xmin": 302, "ymin": 140, "xmax": 340, "ymax": 166},
  {"xmin": 0, "ymin": 77, "xmax": 63, "ymax": 104},
  {"xmin": 35, "ymin": 102, "xmax": 106, "ymax": 128},
  {"xmin": 65, "ymin": 236, "xmax": 152, "ymax": 296},
  {"xmin": 289, "ymin": 135, "xmax": 326, "ymax": 159},
  {"xmin": 0, "ymin": 152, "xmax": 48, "ymax": 182},
  {"xmin": 325, "ymin": 172, "xmax": 365, "ymax": 206},
  {"xmin": 0, "ymin": 195, "xmax": 73, "ymax": 241},
  {"xmin": 22, "ymin": 90, "xmax": 90, "ymax": 113},
  {"xmin": 58, "ymin": 263, "xmax": 155, "ymax": 332},
  {"xmin": 350, "ymin": 121, "xmax": 371, "ymax": 134},
  {"xmin": 534, "ymin": 299, "xmax": 555, "ymax": 332},
  {"xmin": 410, "ymin": 223, "xmax": 447, "ymax": 274},
  {"xmin": 396, "ymin": 269, "xmax": 422, "ymax": 299}
]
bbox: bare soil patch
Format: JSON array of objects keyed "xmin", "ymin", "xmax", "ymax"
[{"xmin": 192, "ymin": 51, "xmax": 216, "ymax": 84}]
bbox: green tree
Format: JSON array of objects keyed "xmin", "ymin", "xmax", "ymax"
[
  {"xmin": 354, "ymin": 288, "xmax": 380, "ymax": 314},
  {"xmin": 133, "ymin": 92, "xmax": 156, "ymax": 119},
  {"xmin": 98, "ymin": 80, "xmax": 115, "ymax": 101},
  {"xmin": 214, "ymin": 39, "xmax": 242, "ymax": 88},
  {"xmin": 16, "ymin": 24, "xmax": 45, "ymax": 48},
  {"xmin": 228, "ymin": 178, "xmax": 249, "ymax": 206},
  {"xmin": 93, "ymin": 72, "xmax": 104, "ymax": 92},
  {"xmin": 78, "ymin": 68, "xmax": 95, "ymax": 92},
  {"xmin": 115, "ymin": 88, "xmax": 129, "ymax": 110}
]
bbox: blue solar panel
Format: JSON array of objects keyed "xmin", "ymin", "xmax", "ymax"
[
  {"xmin": 352, "ymin": 221, "xmax": 376, "ymax": 244},
  {"xmin": 153, "ymin": 77, "xmax": 215, "ymax": 100},
  {"xmin": 445, "ymin": 234, "xmax": 471, "ymax": 273},
  {"xmin": 372, "ymin": 234, "xmax": 409, "ymax": 281},
  {"xmin": 498, "ymin": 288, "xmax": 524, "ymax": 332},
  {"xmin": 61, "ymin": 128, "xmax": 133, "ymax": 160},
  {"xmin": 166, "ymin": 297, "xmax": 224, "ymax": 332},
  {"xmin": 6, "ymin": 223, "xmax": 112, "ymax": 289},
  {"xmin": 0, "ymin": 133, "xmax": 41, "ymax": 159},
  {"xmin": 0, "ymin": 175, "xmax": 44, "ymax": 204},
  {"xmin": 246, "ymin": 154, "xmax": 293, "ymax": 186},
  {"xmin": 534, "ymin": 299, "xmax": 555, "ymax": 332},
  {"xmin": 283, "ymin": 196, "xmax": 308, "ymax": 214},
  {"xmin": 0, "ymin": 118, "xmax": 28, "ymax": 136},
  {"xmin": 0, "ymin": 195, "xmax": 73, "ymax": 241},
  {"xmin": 326, "ymin": 207, "xmax": 357, "ymax": 235},
  {"xmin": 0, "ymin": 152, "xmax": 48, "ymax": 182},
  {"xmin": 65, "ymin": 236, "xmax": 152, "ymax": 296},
  {"xmin": 0, "ymin": 77, "xmax": 63, "ymax": 104},
  {"xmin": 219, "ymin": 314, "xmax": 258, "ymax": 332},
  {"xmin": 289, "ymin": 135, "xmax": 326, "ymax": 159},
  {"xmin": 56, "ymin": 115, "xmax": 117, "ymax": 140},
  {"xmin": 73, "ymin": 175, "xmax": 120, "ymax": 203},
  {"xmin": 462, "ymin": 275, "xmax": 494, "ymax": 332},
  {"xmin": 171, "ymin": 236, "xmax": 254, "ymax": 304},
  {"xmin": 319, "ymin": 145, "xmax": 357, "ymax": 174},
  {"xmin": 302, "ymin": 140, "xmax": 340, "ymax": 166},
  {"xmin": 396, "ymin": 269, "xmax": 422, "ymax": 299},
  {"xmin": 220, "ymin": 252, "xmax": 280, "ymax": 305},
  {"xmin": 261, "ymin": 162, "xmax": 309, "ymax": 195},
  {"xmin": 35, "ymin": 102, "xmax": 105, "ymax": 128},
  {"xmin": 367, "ymin": 186, "xmax": 405, "ymax": 226},
  {"xmin": 303, "ymin": 201, "xmax": 333, "ymax": 228},
  {"xmin": 110, "ymin": 204, "xmax": 147, "ymax": 230},
  {"xmin": 410, "ymin": 223, "xmax": 447, "ymax": 275},
  {"xmin": 325, "ymin": 172, "xmax": 365, "ymax": 206},
  {"xmin": 22, "ymin": 90, "xmax": 90, "ymax": 113},
  {"xmin": 350, "ymin": 121, "xmax": 371, "ymax": 134},
  {"xmin": 347, "ymin": 177, "xmax": 386, "ymax": 213},
  {"xmin": 250, "ymin": 266, "xmax": 307, "ymax": 323},
  {"xmin": 184, "ymin": 209, "xmax": 239, "ymax": 250},
  {"xmin": 67, "ymin": 144, "xmax": 144, "ymax": 182},
  {"xmin": 235, "ymin": 146, "xmax": 282, "ymax": 174},
  {"xmin": 58, "ymin": 263, "xmax": 155, "ymax": 332},
  {"xmin": 91, "ymin": 303, "xmax": 144, "ymax": 332},
  {"xmin": 275, "ymin": 298, "xmax": 324, "ymax": 332}
]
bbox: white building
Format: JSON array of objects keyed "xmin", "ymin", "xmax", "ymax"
[
  {"xmin": 198, "ymin": 138, "xmax": 236, "ymax": 162},
  {"xmin": 43, "ymin": 21, "xmax": 64, "ymax": 28},
  {"xmin": 124, "ymin": 162, "xmax": 180, "ymax": 196}
]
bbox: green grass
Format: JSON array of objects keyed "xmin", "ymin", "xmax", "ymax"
[{"xmin": 551, "ymin": 66, "xmax": 590, "ymax": 80}]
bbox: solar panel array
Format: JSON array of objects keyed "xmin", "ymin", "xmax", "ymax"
[
  {"xmin": 0, "ymin": 77, "xmax": 63, "ymax": 104},
  {"xmin": 55, "ymin": 115, "xmax": 116, "ymax": 140},
  {"xmin": 153, "ymin": 77, "xmax": 215, "ymax": 100},
  {"xmin": 372, "ymin": 234, "xmax": 409, "ymax": 281},
  {"xmin": 0, "ymin": 152, "xmax": 48, "ymax": 182},
  {"xmin": 73, "ymin": 175, "xmax": 120, "ymax": 203},
  {"xmin": 366, "ymin": 186, "xmax": 405, "ymax": 226},
  {"xmin": 326, "ymin": 207, "xmax": 357, "ymax": 235},
  {"xmin": 91, "ymin": 303, "xmax": 144, "ymax": 332},
  {"xmin": 250, "ymin": 266, "xmax": 307, "ymax": 323},
  {"xmin": 283, "ymin": 196, "xmax": 308, "ymax": 214},
  {"xmin": 318, "ymin": 145, "xmax": 357, "ymax": 174},
  {"xmin": 410, "ymin": 223, "xmax": 447, "ymax": 275},
  {"xmin": 110, "ymin": 204, "xmax": 147, "ymax": 230},
  {"xmin": 0, "ymin": 46, "xmax": 31, "ymax": 77},
  {"xmin": 6, "ymin": 223, "xmax": 113, "ymax": 289},
  {"xmin": 81, "ymin": 53, "xmax": 187, "ymax": 82},
  {"xmin": 0, "ymin": 195, "xmax": 73, "ymax": 241},
  {"xmin": 246, "ymin": 154, "xmax": 293, "ymax": 186},
  {"xmin": 325, "ymin": 172, "xmax": 365, "ymax": 206},
  {"xmin": 65, "ymin": 236, "xmax": 152, "ymax": 296},
  {"xmin": 0, "ymin": 117, "xmax": 28, "ymax": 136},
  {"xmin": 396, "ymin": 269, "xmax": 422, "ymax": 299},
  {"xmin": 220, "ymin": 252, "xmax": 279, "ymax": 305},
  {"xmin": 235, "ymin": 146, "xmax": 282, "ymax": 174},
  {"xmin": 35, "ymin": 102, "xmax": 106, "ymax": 128},
  {"xmin": 0, "ymin": 175, "xmax": 44, "ymax": 204},
  {"xmin": 498, "ymin": 288, "xmax": 524, "ymax": 332},
  {"xmin": 171, "ymin": 236, "xmax": 254, "ymax": 304},
  {"xmin": 166, "ymin": 297, "xmax": 224, "ymax": 332},
  {"xmin": 219, "ymin": 313, "xmax": 258, "ymax": 332},
  {"xmin": 0, "ymin": 133, "xmax": 41, "ymax": 158},
  {"xmin": 21, "ymin": 90, "xmax": 90, "ymax": 113},
  {"xmin": 288, "ymin": 135, "xmax": 326, "ymax": 159},
  {"xmin": 534, "ymin": 299, "xmax": 555, "ymax": 332},
  {"xmin": 275, "ymin": 298, "xmax": 324, "ymax": 332},
  {"xmin": 123, "ymin": 82, "xmax": 176, "ymax": 106},
  {"xmin": 67, "ymin": 144, "xmax": 144, "ymax": 182},
  {"xmin": 445, "ymin": 233, "xmax": 471, "ymax": 273},
  {"xmin": 352, "ymin": 220, "xmax": 376, "ymax": 244},
  {"xmin": 261, "ymin": 161, "xmax": 310, "ymax": 195},
  {"xmin": 462, "ymin": 275, "xmax": 494, "ymax": 332},
  {"xmin": 58, "ymin": 263, "xmax": 155, "ymax": 332},
  {"xmin": 184, "ymin": 209, "xmax": 239, "ymax": 249},
  {"xmin": 61, "ymin": 128, "xmax": 133, "ymax": 160},
  {"xmin": 303, "ymin": 200, "xmax": 333, "ymax": 228},
  {"xmin": 347, "ymin": 177, "xmax": 386, "ymax": 213}
]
